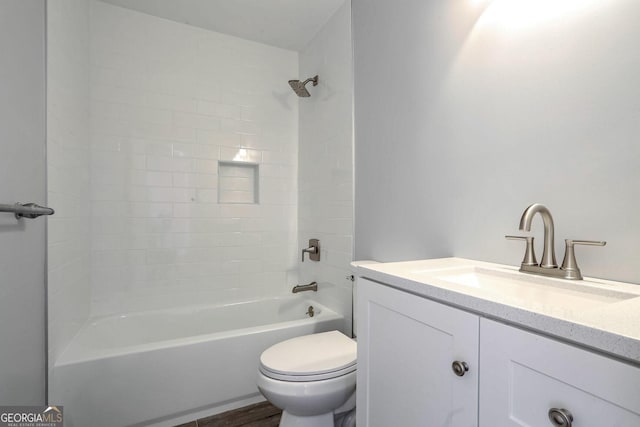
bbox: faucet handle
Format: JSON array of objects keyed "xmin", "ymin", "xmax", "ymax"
[
  {"xmin": 560, "ymin": 239, "xmax": 606, "ymax": 280},
  {"xmin": 505, "ymin": 235, "xmax": 538, "ymax": 266},
  {"xmin": 301, "ymin": 238, "xmax": 321, "ymax": 262}
]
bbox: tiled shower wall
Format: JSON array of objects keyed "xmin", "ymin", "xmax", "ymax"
[
  {"xmin": 298, "ymin": 2, "xmax": 354, "ymax": 334},
  {"xmin": 89, "ymin": 1, "xmax": 299, "ymax": 315},
  {"xmin": 47, "ymin": 0, "xmax": 91, "ymax": 371}
]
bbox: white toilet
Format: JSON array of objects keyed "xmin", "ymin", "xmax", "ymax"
[
  {"xmin": 257, "ymin": 330, "xmax": 357, "ymax": 427},
  {"xmin": 257, "ymin": 261, "xmax": 377, "ymax": 426}
]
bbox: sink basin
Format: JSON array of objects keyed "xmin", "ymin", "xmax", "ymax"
[{"xmin": 422, "ymin": 267, "xmax": 638, "ymax": 311}]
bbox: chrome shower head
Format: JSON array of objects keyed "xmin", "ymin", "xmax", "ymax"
[{"xmin": 288, "ymin": 75, "xmax": 318, "ymax": 97}]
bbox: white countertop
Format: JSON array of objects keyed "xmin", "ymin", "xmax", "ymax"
[{"xmin": 357, "ymin": 257, "xmax": 640, "ymax": 364}]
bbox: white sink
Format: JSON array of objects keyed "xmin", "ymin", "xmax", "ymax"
[{"xmin": 424, "ymin": 266, "xmax": 638, "ymax": 311}]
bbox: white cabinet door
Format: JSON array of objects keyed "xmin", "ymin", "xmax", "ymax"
[
  {"xmin": 480, "ymin": 318, "xmax": 640, "ymax": 427},
  {"xmin": 357, "ymin": 278, "xmax": 479, "ymax": 427}
]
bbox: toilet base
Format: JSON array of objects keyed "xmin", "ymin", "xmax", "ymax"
[
  {"xmin": 278, "ymin": 407, "xmax": 356, "ymax": 427},
  {"xmin": 279, "ymin": 410, "xmax": 334, "ymax": 427},
  {"xmin": 335, "ymin": 408, "xmax": 356, "ymax": 427}
]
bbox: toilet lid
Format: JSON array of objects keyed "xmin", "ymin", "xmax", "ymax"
[{"xmin": 260, "ymin": 331, "xmax": 356, "ymax": 381}]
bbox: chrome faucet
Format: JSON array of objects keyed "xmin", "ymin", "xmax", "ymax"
[
  {"xmin": 506, "ymin": 204, "xmax": 606, "ymax": 280},
  {"xmin": 292, "ymin": 281, "xmax": 318, "ymax": 293}
]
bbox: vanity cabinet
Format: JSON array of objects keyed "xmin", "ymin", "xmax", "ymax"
[
  {"xmin": 480, "ymin": 318, "xmax": 640, "ymax": 427},
  {"xmin": 358, "ymin": 277, "xmax": 640, "ymax": 427},
  {"xmin": 357, "ymin": 278, "xmax": 479, "ymax": 427}
]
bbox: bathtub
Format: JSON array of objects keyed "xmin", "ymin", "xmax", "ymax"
[{"xmin": 52, "ymin": 296, "xmax": 346, "ymax": 427}]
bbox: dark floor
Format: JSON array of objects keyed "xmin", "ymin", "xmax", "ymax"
[{"xmin": 175, "ymin": 401, "xmax": 282, "ymax": 427}]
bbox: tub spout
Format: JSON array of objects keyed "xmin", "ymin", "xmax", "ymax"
[{"xmin": 292, "ymin": 281, "xmax": 318, "ymax": 293}]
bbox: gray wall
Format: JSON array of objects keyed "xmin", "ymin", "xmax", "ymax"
[
  {"xmin": 353, "ymin": 0, "xmax": 640, "ymax": 284},
  {"xmin": 0, "ymin": 0, "xmax": 46, "ymax": 404}
]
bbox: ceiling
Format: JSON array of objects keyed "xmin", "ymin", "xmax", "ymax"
[{"xmin": 99, "ymin": 0, "xmax": 347, "ymax": 52}]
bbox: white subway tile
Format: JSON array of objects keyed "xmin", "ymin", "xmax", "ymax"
[
  {"xmin": 92, "ymin": 84, "xmax": 144, "ymax": 105},
  {"xmin": 126, "ymin": 202, "xmax": 173, "ymax": 218},
  {"xmin": 131, "ymin": 154, "xmax": 147, "ymax": 170},
  {"xmin": 171, "ymin": 143, "xmax": 198, "ymax": 158},
  {"xmin": 144, "ymin": 92, "xmax": 197, "ymax": 113},
  {"xmin": 92, "ymin": 134, "xmax": 124, "ymax": 152},
  {"xmin": 174, "ymin": 112, "xmax": 221, "ymax": 131},
  {"xmin": 262, "ymin": 150, "xmax": 296, "ymax": 166},
  {"xmin": 195, "ymin": 189, "xmax": 218, "ymax": 203},
  {"xmin": 172, "ymin": 172, "xmax": 216, "ymax": 189},
  {"xmin": 130, "ymin": 121, "xmax": 174, "ymax": 140},
  {"xmin": 221, "ymin": 245, "xmax": 263, "ymax": 261},
  {"xmin": 130, "ymin": 170, "xmax": 173, "ymax": 187},
  {"xmin": 120, "ymin": 105, "xmax": 173, "ymax": 126},
  {"xmin": 172, "ymin": 203, "xmax": 221, "ymax": 218},
  {"xmin": 190, "ymin": 218, "xmax": 242, "ymax": 233},
  {"xmin": 196, "ymin": 129, "xmax": 242, "ymax": 146},
  {"xmin": 197, "ymin": 100, "xmax": 241, "ymax": 119},
  {"xmin": 193, "ymin": 158, "xmax": 218, "ymax": 174},
  {"xmin": 220, "ymin": 118, "xmax": 261, "ymax": 135},
  {"xmin": 176, "ymin": 247, "xmax": 221, "ymax": 264},
  {"xmin": 171, "ymin": 157, "xmax": 195, "ymax": 172},
  {"xmin": 219, "ymin": 146, "xmax": 262, "ymax": 163},
  {"xmin": 146, "ymin": 155, "xmax": 173, "ymax": 171},
  {"xmin": 91, "ymin": 233, "xmax": 123, "ymax": 251},
  {"xmin": 171, "ymin": 126, "xmax": 198, "ymax": 142},
  {"xmin": 92, "ymin": 184, "xmax": 126, "ymax": 201}
]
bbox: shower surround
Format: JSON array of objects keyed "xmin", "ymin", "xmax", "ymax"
[{"xmin": 88, "ymin": 0, "xmax": 300, "ymax": 316}]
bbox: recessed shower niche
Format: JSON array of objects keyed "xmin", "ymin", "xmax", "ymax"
[{"xmin": 218, "ymin": 161, "xmax": 260, "ymax": 204}]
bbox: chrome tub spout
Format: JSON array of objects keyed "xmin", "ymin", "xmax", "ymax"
[{"xmin": 292, "ymin": 281, "xmax": 318, "ymax": 293}]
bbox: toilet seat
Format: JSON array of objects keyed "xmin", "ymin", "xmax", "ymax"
[{"xmin": 259, "ymin": 331, "xmax": 357, "ymax": 382}]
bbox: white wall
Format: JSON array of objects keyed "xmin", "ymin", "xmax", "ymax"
[
  {"xmin": 353, "ymin": 0, "xmax": 640, "ymax": 284},
  {"xmin": 298, "ymin": 1, "xmax": 354, "ymax": 334},
  {"xmin": 89, "ymin": 1, "xmax": 299, "ymax": 315},
  {"xmin": 47, "ymin": 0, "xmax": 92, "ymax": 388},
  {"xmin": 0, "ymin": 0, "xmax": 46, "ymax": 405}
]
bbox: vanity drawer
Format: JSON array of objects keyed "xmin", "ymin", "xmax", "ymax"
[{"xmin": 480, "ymin": 318, "xmax": 640, "ymax": 427}]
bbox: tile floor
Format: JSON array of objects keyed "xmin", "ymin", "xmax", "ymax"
[{"xmin": 175, "ymin": 401, "xmax": 281, "ymax": 427}]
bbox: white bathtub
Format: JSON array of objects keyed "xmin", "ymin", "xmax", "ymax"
[{"xmin": 52, "ymin": 296, "xmax": 346, "ymax": 427}]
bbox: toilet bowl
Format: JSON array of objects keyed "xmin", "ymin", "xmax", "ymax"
[{"xmin": 257, "ymin": 330, "xmax": 357, "ymax": 427}]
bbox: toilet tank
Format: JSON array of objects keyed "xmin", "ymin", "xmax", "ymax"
[{"xmin": 350, "ymin": 260, "xmax": 379, "ymax": 338}]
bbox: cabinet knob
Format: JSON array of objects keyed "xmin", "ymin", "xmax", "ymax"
[
  {"xmin": 451, "ymin": 361, "xmax": 469, "ymax": 377},
  {"xmin": 548, "ymin": 408, "xmax": 573, "ymax": 427}
]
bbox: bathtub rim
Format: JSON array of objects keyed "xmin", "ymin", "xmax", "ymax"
[{"xmin": 56, "ymin": 297, "xmax": 342, "ymax": 367}]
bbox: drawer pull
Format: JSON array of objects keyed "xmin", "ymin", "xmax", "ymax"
[
  {"xmin": 451, "ymin": 361, "xmax": 469, "ymax": 377},
  {"xmin": 548, "ymin": 408, "xmax": 573, "ymax": 427}
]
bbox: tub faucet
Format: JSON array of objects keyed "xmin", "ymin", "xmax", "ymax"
[
  {"xmin": 301, "ymin": 239, "xmax": 320, "ymax": 262},
  {"xmin": 519, "ymin": 203, "xmax": 557, "ymax": 268},
  {"xmin": 292, "ymin": 281, "xmax": 318, "ymax": 293}
]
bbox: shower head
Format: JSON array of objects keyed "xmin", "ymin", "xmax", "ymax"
[{"xmin": 288, "ymin": 75, "xmax": 318, "ymax": 97}]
